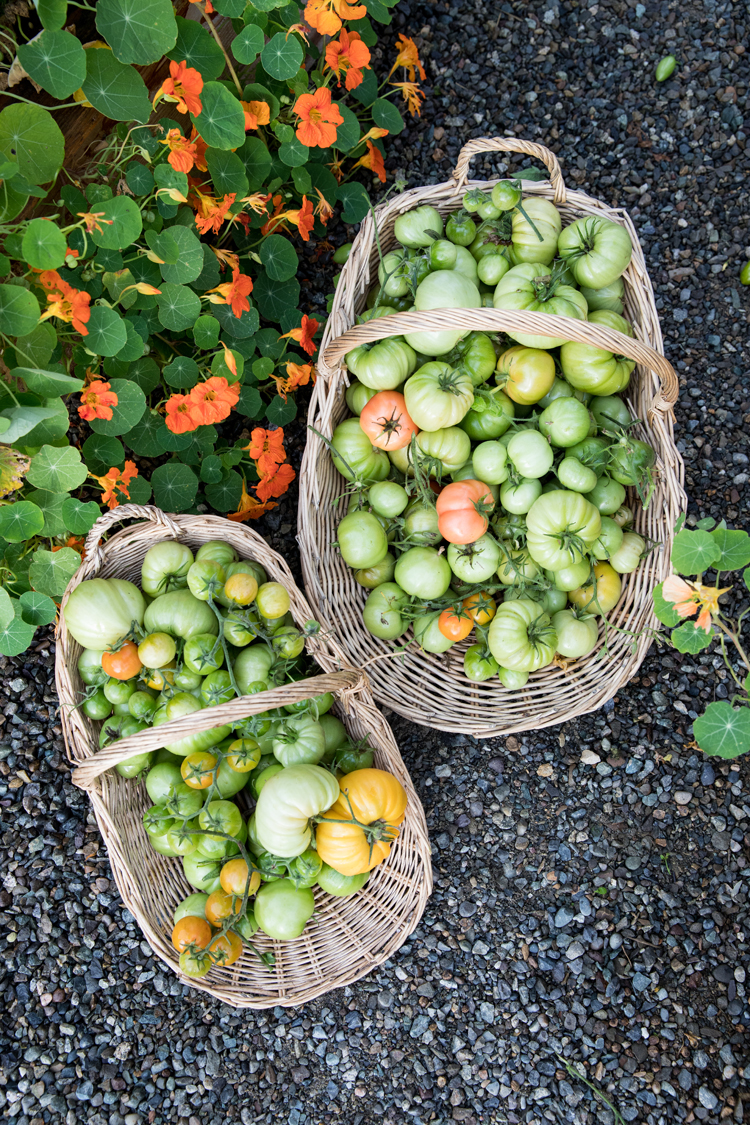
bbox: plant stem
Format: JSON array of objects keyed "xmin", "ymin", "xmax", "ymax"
[
  {"xmin": 714, "ymin": 617, "xmax": 750, "ymax": 675},
  {"xmin": 198, "ymin": 1, "xmax": 244, "ymax": 95}
]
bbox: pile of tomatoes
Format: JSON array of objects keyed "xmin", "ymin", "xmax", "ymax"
[
  {"xmin": 331, "ymin": 182, "xmax": 657, "ymax": 685},
  {"xmin": 64, "ymin": 539, "xmax": 408, "ymax": 976}
]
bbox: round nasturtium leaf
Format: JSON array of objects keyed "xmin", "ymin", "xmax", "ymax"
[
  {"xmin": 0, "ymin": 500, "xmax": 45, "ymax": 542},
  {"xmin": 17, "ymin": 29, "xmax": 87, "ymax": 100},
  {"xmin": 0, "ymin": 609, "xmax": 36, "ymax": 658},
  {"xmin": 82, "ymin": 433, "xmax": 125, "ymax": 475},
  {"xmin": 29, "ymin": 546, "xmax": 81, "ymax": 597},
  {"xmin": 95, "ymin": 0, "xmax": 178, "ymax": 66},
  {"xmin": 167, "ymin": 15, "xmax": 225, "ymax": 80},
  {"xmin": 22, "ymin": 218, "xmax": 67, "ymax": 271},
  {"xmin": 82, "ymin": 47, "xmax": 152, "ymax": 124},
  {"xmin": 163, "ymin": 356, "xmax": 200, "ymax": 389},
  {"xmin": 260, "ymin": 234, "xmax": 299, "ymax": 282},
  {"xmin": 193, "ymin": 315, "xmax": 220, "ymax": 351},
  {"xmin": 26, "ymin": 444, "xmax": 88, "ymax": 493},
  {"xmin": 0, "ymin": 104, "xmax": 64, "ymax": 183},
  {"xmin": 190, "ymin": 83, "xmax": 245, "ymax": 151},
  {"xmin": 232, "ymin": 23, "xmax": 264, "ymax": 64},
  {"xmin": 159, "ymin": 226, "xmax": 204, "ymax": 285},
  {"xmin": 261, "ymin": 32, "xmax": 303, "ymax": 81},
  {"xmin": 0, "ymin": 285, "xmax": 41, "ymax": 337},
  {"xmin": 85, "ymin": 306, "xmax": 128, "ymax": 357},
  {"xmin": 157, "ymin": 283, "xmax": 201, "ymax": 332},
  {"xmin": 89, "ymin": 196, "xmax": 143, "ymax": 251},
  {"xmin": 371, "ymin": 97, "xmax": 405, "ymax": 136},
  {"xmin": 18, "ymin": 591, "xmax": 57, "ymax": 626},
  {"xmin": 151, "ymin": 462, "xmax": 199, "ymax": 512},
  {"xmin": 88, "ymin": 377, "xmax": 146, "ymax": 437}
]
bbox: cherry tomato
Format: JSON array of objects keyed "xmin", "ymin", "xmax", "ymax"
[
  {"xmin": 171, "ymin": 916, "xmax": 212, "ymax": 954},
  {"xmin": 179, "ymin": 948, "xmax": 212, "ymax": 978},
  {"xmin": 226, "ymin": 738, "xmax": 261, "ymax": 773},
  {"xmin": 205, "ymin": 889, "xmax": 237, "ymax": 927},
  {"xmin": 256, "ymin": 582, "xmax": 291, "ymax": 619},
  {"xmin": 181, "ymin": 751, "xmax": 218, "ymax": 790},
  {"xmin": 462, "ymin": 591, "xmax": 497, "ymax": 625},
  {"xmin": 137, "ymin": 632, "xmax": 176, "ymax": 669},
  {"xmin": 220, "ymin": 857, "xmax": 262, "ymax": 898},
  {"xmin": 102, "ymin": 641, "xmax": 142, "ymax": 681},
  {"xmin": 208, "ymin": 931, "xmax": 243, "ymax": 967},
  {"xmin": 224, "ymin": 572, "xmax": 259, "ymax": 606},
  {"xmin": 438, "ymin": 608, "xmax": 474, "ymax": 642}
]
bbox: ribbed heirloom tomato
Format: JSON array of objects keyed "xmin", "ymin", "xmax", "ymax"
[
  {"xmin": 316, "ymin": 768, "xmax": 408, "ymax": 876},
  {"xmin": 436, "ymin": 479, "xmax": 495, "ymax": 544},
  {"xmin": 359, "ymin": 391, "xmax": 419, "ymax": 451}
]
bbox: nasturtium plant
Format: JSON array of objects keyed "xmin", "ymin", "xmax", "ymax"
[
  {"xmin": 654, "ymin": 520, "xmax": 750, "ymax": 759},
  {"xmin": 0, "ymin": 1, "xmax": 427, "ymax": 655}
]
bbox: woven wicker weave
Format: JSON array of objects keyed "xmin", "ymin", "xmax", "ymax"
[
  {"xmin": 298, "ymin": 136, "xmax": 686, "ymax": 738},
  {"xmin": 55, "ymin": 506, "xmax": 432, "ymax": 1008}
]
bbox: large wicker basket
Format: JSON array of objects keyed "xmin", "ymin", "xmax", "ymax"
[
  {"xmin": 55, "ymin": 505, "xmax": 432, "ymax": 1008},
  {"xmin": 298, "ymin": 136, "xmax": 686, "ymax": 738}
]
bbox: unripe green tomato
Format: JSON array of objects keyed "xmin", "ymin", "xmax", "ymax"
[
  {"xmin": 477, "ymin": 253, "xmax": 511, "ymax": 286},
  {"xmin": 82, "ymin": 690, "xmax": 112, "ymax": 720},
  {"xmin": 354, "ymin": 552, "xmax": 396, "ymax": 589},
  {"xmin": 491, "ymin": 180, "xmax": 522, "ymax": 211},
  {"xmin": 104, "ymin": 677, "xmax": 137, "ymax": 705},
  {"xmin": 655, "ymin": 55, "xmax": 677, "ymax": 81},
  {"xmin": 333, "ymin": 242, "xmax": 352, "ymax": 264},
  {"xmin": 138, "ymin": 632, "xmax": 176, "ymax": 669},
  {"xmin": 368, "ymin": 480, "xmax": 409, "ymax": 518},
  {"xmin": 740, "ymin": 261, "xmax": 750, "ymax": 286},
  {"xmin": 128, "ymin": 691, "xmax": 158, "ymax": 722}
]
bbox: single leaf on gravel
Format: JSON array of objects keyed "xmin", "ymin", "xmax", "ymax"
[
  {"xmin": 671, "ymin": 621, "xmax": 713, "ymax": 654},
  {"xmin": 693, "ymin": 701, "xmax": 750, "ymax": 759},
  {"xmin": 670, "ymin": 529, "xmax": 721, "ymax": 576},
  {"xmin": 710, "ymin": 527, "xmax": 750, "ymax": 573},
  {"xmin": 0, "ymin": 604, "xmax": 36, "ymax": 657},
  {"xmin": 0, "ymin": 587, "xmax": 14, "ymax": 630}
]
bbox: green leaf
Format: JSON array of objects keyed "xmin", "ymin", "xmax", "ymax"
[
  {"xmin": 191, "ymin": 83, "xmax": 246, "ymax": 150},
  {"xmin": 363, "ymin": 0, "xmax": 392, "ymax": 22},
  {"xmin": 232, "ymin": 23, "xmax": 265, "ymax": 64},
  {"xmin": 159, "ymin": 226, "xmax": 204, "ymax": 285},
  {"xmin": 711, "ymin": 527, "xmax": 750, "ymax": 573},
  {"xmin": 212, "ymin": 302, "xmax": 259, "ymax": 339},
  {"xmin": 252, "ymin": 357, "xmax": 274, "ymax": 379},
  {"xmin": 125, "ymin": 161, "xmax": 154, "ymax": 196},
  {"xmin": 670, "ymin": 528, "xmax": 721, "ymax": 576},
  {"xmin": 0, "ymin": 500, "xmax": 45, "ymax": 542},
  {"xmin": 261, "ymin": 32, "xmax": 303, "ymax": 80},
  {"xmin": 96, "ymin": 0, "xmax": 178, "ymax": 65},
  {"xmin": 671, "ymin": 621, "xmax": 713, "ymax": 654},
  {"xmin": 29, "ymin": 546, "xmax": 80, "ymax": 597},
  {"xmin": 21, "ymin": 217, "xmax": 67, "ymax": 270},
  {"xmin": 0, "ymin": 104, "xmax": 64, "ymax": 183},
  {"xmin": 193, "ymin": 315, "xmax": 220, "ymax": 350},
  {"xmin": 157, "ymin": 283, "xmax": 201, "ymax": 332},
  {"xmin": 125, "ymin": 410, "xmax": 169, "ymax": 457},
  {"xmin": 0, "ymin": 406, "xmax": 57, "ymax": 444},
  {"xmin": 241, "ymin": 135, "xmax": 273, "ymax": 191},
  {"xmin": 338, "ymin": 182, "xmax": 371, "ymax": 224},
  {"xmin": 90, "ymin": 196, "xmax": 143, "ymax": 251},
  {"xmin": 266, "ymin": 395, "xmax": 297, "ymax": 426},
  {"xmin": 25, "ymin": 488, "xmax": 68, "ymax": 537},
  {"xmin": 81, "ymin": 47, "xmax": 152, "ymax": 124},
  {"xmin": 124, "ymin": 355, "xmax": 159, "ymax": 393},
  {"xmin": 82, "ymin": 433, "xmax": 124, "ymax": 474},
  {"xmin": 126, "ymin": 474, "xmax": 152, "ymax": 505},
  {"xmin": 26, "ymin": 444, "xmax": 87, "ymax": 493},
  {"xmin": 115, "ymin": 319, "xmax": 147, "ymax": 362},
  {"xmin": 151, "ymin": 462, "xmax": 199, "ymax": 512},
  {"xmin": 18, "ymin": 29, "xmax": 86, "ymax": 99},
  {"xmin": 693, "ymin": 701, "xmax": 750, "ymax": 759},
  {"xmin": 13, "ymin": 367, "xmax": 83, "ymax": 397},
  {"xmin": 0, "ymin": 285, "xmax": 40, "ymax": 336},
  {"xmin": 652, "ymin": 582, "xmax": 683, "ymax": 628},
  {"xmin": 61, "ymin": 497, "xmax": 101, "ymax": 535},
  {"xmin": 204, "ymin": 469, "xmax": 243, "ymax": 511},
  {"xmin": 252, "ymin": 272, "xmax": 299, "ymax": 324},
  {"xmin": 307, "ymin": 163, "xmax": 339, "ymax": 205},
  {"xmin": 696, "ymin": 516, "xmax": 716, "ymax": 531},
  {"xmin": 260, "ymin": 234, "xmax": 299, "ymax": 282},
  {"xmin": 350, "ymin": 65, "xmax": 378, "ymax": 106},
  {"xmin": 371, "ymin": 97, "xmax": 404, "ymax": 136},
  {"xmin": 745, "ymin": 567, "xmax": 750, "ymax": 594},
  {"xmin": 247, "ymin": 0, "xmax": 286, "ymax": 9},
  {"xmin": 200, "ymin": 454, "xmax": 224, "ymax": 484},
  {"xmin": 335, "ymin": 104, "xmax": 361, "ymax": 152},
  {"xmin": 0, "ymin": 586, "xmax": 13, "ymax": 630},
  {"xmin": 89, "ymin": 377, "xmax": 146, "ymax": 437},
  {"xmin": 204, "ymin": 148, "xmax": 248, "ymax": 197},
  {"xmin": 38, "ymin": 0, "xmax": 68, "ymax": 31},
  {"xmin": 213, "ymin": 0, "xmax": 245, "ymax": 13},
  {"xmin": 13, "ymin": 323, "xmax": 57, "ymax": 368},
  {"xmin": 236, "ymin": 385, "xmax": 263, "ymax": 418},
  {"xmin": 0, "ymin": 605, "xmax": 36, "ymax": 657},
  {"xmin": 168, "ymin": 15, "xmax": 225, "ymax": 80},
  {"xmin": 291, "ymin": 166, "xmax": 312, "ymax": 196},
  {"xmin": 163, "ymin": 356, "xmax": 200, "ymax": 390},
  {"xmin": 277, "ymin": 138, "xmax": 308, "ymax": 169},
  {"xmin": 18, "ymin": 590, "xmax": 57, "ymax": 626},
  {"xmin": 85, "ymin": 305, "xmax": 128, "ymax": 357}
]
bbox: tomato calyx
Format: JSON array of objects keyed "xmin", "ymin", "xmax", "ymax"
[{"xmin": 530, "ymin": 260, "xmax": 570, "ymax": 301}]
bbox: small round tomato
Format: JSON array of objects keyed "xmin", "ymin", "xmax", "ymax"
[
  {"xmin": 741, "ymin": 260, "xmax": 750, "ymax": 286},
  {"xmin": 200, "ymin": 670, "xmax": 234, "ymax": 707},
  {"xmin": 223, "ymin": 572, "xmax": 259, "ymax": 607},
  {"xmin": 368, "ymin": 481, "xmax": 409, "ymax": 519},
  {"xmin": 220, "ymin": 857, "xmax": 262, "ymax": 898},
  {"xmin": 585, "ymin": 475, "xmax": 627, "ymax": 515},
  {"xmin": 137, "ymin": 632, "xmax": 176, "ymax": 669},
  {"xmin": 363, "ymin": 582, "xmax": 409, "ymax": 640},
  {"xmin": 271, "ymin": 626, "xmax": 306, "ymax": 660},
  {"xmin": 179, "ymin": 948, "xmax": 212, "ymax": 978},
  {"xmin": 256, "ymin": 582, "xmax": 291, "ymax": 620},
  {"xmin": 438, "ymin": 608, "xmax": 474, "ymax": 642},
  {"xmin": 496, "ymin": 346, "xmax": 556, "ymax": 405},
  {"xmin": 354, "ymin": 552, "xmax": 396, "ymax": 589},
  {"xmin": 205, "ymin": 889, "xmax": 237, "ymax": 926},
  {"xmin": 464, "ymin": 643, "xmax": 499, "ymax": 682},
  {"xmin": 187, "ymin": 559, "xmax": 226, "ymax": 602},
  {"xmin": 103, "ymin": 676, "xmax": 136, "ymax": 705},
  {"xmin": 82, "ymin": 690, "xmax": 112, "ymax": 720},
  {"xmin": 171, "ymin": 915, "xmax": 212, "ymax": 954},
  {"xmin": 538, "ymin": 398, "xmax": 593, "ymax": 448},
  {"xmin": 181, "ymin": 752, "xmax": 218, "ymax": 789},
  {"xmin": 226, "ymin": 737, "xmax": 261, "ymax": 772},
  {"xmin": 491, "ymin": 180, "xmax": 522, "ymax": 211},
  {"xmin": 394, "ymin": 546, "xmax": 452, "ymax": 599},
  {"xmin": 507, "ymin": 431, "xmax": 554, "ymax": 479},
  {"xmin": 568, "ymin": 561, "xmax": 622, "ymax": 616},
  {"xmin": 102, "ymin": 641, "xmax": 142, "ymax": 681},
  {"xmin": 463, "ymin": 591, "xmax": 497, "ymax": 625},
  {"xmin": 359, "ymin": 390, "xmax": 419, "ymax": 451},
  {"xmin": 208, "ymin": 931, "xmax": 243, "ymax": 967}
]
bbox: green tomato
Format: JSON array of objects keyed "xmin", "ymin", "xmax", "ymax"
[
  {"xmin": 525, "ymin": 490, "xmax": 601, "ymax": 570},
  {"xmin": 740, "ymin": 261, "xmax": 750, "ymax": 286},
  {"xmin": 538, "ymin": 377, "xmax": 574, "ymax": 410},
  {"xmin": 463, "ymin": 644, "xmax": 499, "ymax": 682},
  {"xmin": 273, "ymin": 715, "xmax": 326, "ymax": 767},
  {"xmin": 103, "ymin": 677, "xmax": 136, "ymax": 705},
  {"xmin": 580, "ymin": 278, "xmax": 625, "ymax": 314},
  {"xmin": 144, "ymin": 589, "xmax": 218, "ymax": 641},
  {"xmin": 497, "ymin": 546, "xmax": 539, "ymax": 586},
  {"xmin": 127, "ymin": 690, "xmax": 158, "ymax": 722},
  {"xmin": 452, "ymin": 246, "xmax": 479, "ymax": 283},
  {"xmin": 165, "ymin": 820, "xmax": 200, "ymax": 857},
  {"xmin": 445, "ymin": 211, "xmax": 477, "ymax": 246},
  {"xmin": 460, "ymin": 392, "xmax": 515, "ymax": 440},
  {"xmin": 417, "ymin": 426, "xmax": 472, "ymax": 474},
  {"xmin": 567, "ymin": 436, "xmax": 611, "ymax": 474},
  {"xmin": 200, "ymin": 670, "xmax": 234, "ymax": 707},
  {"xmin": 557, "ymin": 216, "xmax": 633, "ymax": 289},
  {"xmin": 585, "ymin": 475, "xmax": 627, "ymax": 515},
  {"xmin": 255, "ymin": 763, "xmax": 340, "ymax": 857},
  {"xmin": 163, "ymin": 692, "xmax": 231, "ymax": 757},
  {"xmin": 337, "ymin": 510, "xmax": 389, "ymax": 569},
  {"xmin": 254, "ymin": 879, "xmax": 315, "ymax": 940},
  {"xmin": 187, "ymin": 559, "xmax": 226, "ymax": 602},
  {"xmin": 141, "ymin": 541, "xmax": 194, "ymax": 598},
  {"xmin": 394, "ymin": 205, "xmax": 443, "ymax": 248},
  {"xmin": 429, "ymin": 239, "xmax": 457, "ymax": 270},
  {"xmin": 414, "ymin": 611, "xmax": 454, "ymax": 654},
  {"xmin": 498, "ymin": 667, "xmax": 529, "ymax": 689},
  {"xmin": 164, "ymin": 782, "xmax": 205, "ymax": 819},
  {"xmin": 403, "ymin": 502, "xmax": 441, "ymax": 547},
  {"xmin": 608, "ymin": 531, "xmax": 646, "ymax": 574},
  {"xmin": 100, "ymin": 713, "xmax": 145, "ymax": 748},
  {"xmin": 476, "ymin": 196, "xmax": 502, "ymax": 221},
  {"xmin": 346, "ymin": 380, "xmax": 378, "ymax": 415},
  {"xmin": 472, "ymin": 440, "xmax": 509, "ymax": 485},
  {"xmin": 196, "ymin": 540, "xmax": 238, "ymax": 569},
  {"xmin": 499, "ymin": 476, "xmax": 542, "ymax": 515},
  {"xmin": 182, "ymin": 851, "xmax": 222, "ymax": 893},
  {"xmin": 354, "ymin": 552, "xmax": 396, "ymax": 589},
  {"xmin": 199, "ymin": 798, "xmax": 243, "ymax": 840},
  {"xmin": 331, "ymin": 417, "xmax": 390, "ymax": 482},
  {"xmin": 319, "ymin": 715, "xmax": 349, "ymax": 758},
  {"xmin": 491, "ymin": 180, "xmax": 522, "ymax": 211},
  {"xmin": 378, "ymin": 248, "xmax": 410, "ymax": 297},
  {"xmin": 346, "ymin": 338, "xmax": 417, "ymax": 392},
  {"xmin": 271, "ymin": 627, "xmax": 306, "ymax": 660},
  {"xmin": 64, "ymin": 578, "xmax": 145, "ymax": 652},
  {"xmin": 316, "ymin": 864, "xmax": 369, "ymax": 896},
  {"xmin": 445, "ymin": 331, "xmax": 498, "ymax": 387},
  {"xmin": 589, "ymin": 395, "xmax": 632, "ymax": 432},
  {"xmin": 507, "ymin": 430, "xmax": 554, "ymax": 479},
  {"xmin": 222, "ymin": 610, "xmax": 258, "ymax": 647},
  {"xmin": 363, "ymin": 582, "xmax": 409, "ymax": 640},
  {"xmin": 405, "ymin": 271, "xmax": 481, "ymax": 356},
  {"xmin": 395, "ymin": 546, "xmax": 451, "ymax": 598},
  {"xmin": 287, "ymin": 848, "xmax": 323, "ymax": 889},
  {"xmin": 608, "ymin": 438, "xmax": 655, "ymax": 487},
  {"xmin": 233, "ymin": 644, "xmax": 274, "ymax": 695},
  {"xmin": 557, "ymin": 456, "xmax": 598, "ymax": 494},
  {"xmin": 145, "ymin": 761, "xmax": 183, "ymax": 803},
  {"xmin": 560, "ymin": 339, "xmax": 635, "ymax": 397},
  {"xmin": 183, "ymin": 632, "xmax": 223, "ymax": 675},
  {"xmin": 78, "ymin": 648, "xmax": 107, "ymax": 686},
  {"xmin": 494, "ymin": 263, "xmax": 587, "ymax": 348},
  {"xmin": 114, "ymin": 749, "xmax": 152, "ymax": 778},
  {"xmin": 369, "ymin": 481, "xmax": 409, "ymax": 518},
  {"xmin": 214, "ymin": 560, "xmax": 266, "ymax": 608},
  {"xmin": 448, "ymin": 533, "xmax": 501, "ymax": 583},
  {"xmin": 477, "ymin": 253, "xmax": 511, "ymax": 286},
  {"xmin": 538, "ymin": 398, "xmax": 593, "ymax": 448},
  {"xmin": 404, "ymin": 362, "xmax": 474, "ymax": 432},
  {"xmin": 251, "ymin": 763, "xmax": 284, "ymax": 799},
  {"xmin": 137, "ymin": 632, "xmax": 176, "ymax": 670},
  {"xmin": 547, "ymin": 560, "xmax": 592, "ymax": 592},
  {"xmin": 331, "ymin": 745, "xmax": 374, "ymax": 776},
  {"xmin": 511, "ymin": 197, "xmax": 562, "ymax": 265},
  {"xmin": 173, "ymin": 892, "xmax": 210, "ymax": 924},
  {"xmin": 112, "ymin": 700, "xmax": 132, "ymax": 716},
  {"xmin": 148, "ymin": 827, "xmax": 182, "ymax": 857},
  {"xmin": 655, "ymin": 54, "xmax": 677, "ymax": 81},
  {"xmin": 488, "ymin": 598, "xmax": 557, "ymax": 672},
  {"xmin": 551, "ymin": 609, "xmax": 599, "ymax": 658},
  {"xmin": 82, "ymin": 689, "xmax": 112, "ymax": 720},
  {"xmin": 592, "ymin": 516, "xmax": 624, "ymax": 561}
]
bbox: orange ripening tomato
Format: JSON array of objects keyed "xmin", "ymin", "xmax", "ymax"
[
  {"xmin": 102, "ymin": 640, "xmax": 142, "ymax": 680},
  {"xmin": 315, "ymin": 768, "xmax": 408, "ymax": 876},
  {"xmin": 181, "ymin": 751, "xmax": 217, "ymax": 789},
  {"xmin": 208, "ymin": 930, "xmax": 243, "ymax": 967},
  {"xmin": 463, "ymin": 591, "xmax": 497, "ymax": 625},
  {"xmin": 495, "ymin": 345, "xmax": 556, "ymax": 404},
  {"xmin": 435, "ymin": 479, "xmax": 494, "ymax": 544},
  {"xmin": 220, "ymin": 857, "xmax": 261, "ymax": 898},
  {"xmin": 205, "ymin": 889, "xmax": 236, "ymax": 926},
  {"xmin": 359, "ymin": 391, "xmax": 419, "ymax": 451},
  {"xmin": 438, "ymin": 608, "xmax": 474, "ymax": 642},
  {"xmin": 171, "ymin": 915, "xmax": 212, "ymax": 954}
]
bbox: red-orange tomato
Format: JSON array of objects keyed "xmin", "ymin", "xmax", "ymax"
[
  {"xmin": 171, "ymin": 916, "xmax": 212, "ymax": 954},
  {"xmin": 208, "ymin": 931, "xmax": 243, "ymax": 967},
  {"xmin": 438, "ymin": 609, "xmax": 474, "ymax": 642},
  {"xmin": 359, "ymin": 391, "xmax": 419, "ymax": 451},
  {"xmin": 435, "ymin": 479, "xmax": 494, "ymax": 544},
  {"xmin": 102, "ymin": 641, "xmax": 142, "ymax": 680}
]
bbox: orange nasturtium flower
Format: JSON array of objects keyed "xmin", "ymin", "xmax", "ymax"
[
  {"xmin": 189, "ymin": 377, "xmax": 240, "ymax": 426},
  {"xmin": 165, "ymin": 393, "xmax": 197, "ymax": 435},
  {"xmin": 353, "ymin": 140, "xmax": 386, "ymax": 183},
  {"xmin": 314, "ymin": 188, "xmax": 334, "ymax": 226},
  {"xmin": 205, "ymin": 268, "xmax": 254, "ymax": 318},
  {"xmin": 154, "ymin": 60, "xmax": 204, "ymax": 116},
  {"xmin": 76, "ymin": 211, "xmax": 114, "ymax": 235},
  {"xmin": 325, "ymin": 29, "xmax": 371, "ymax": 91},
  {"xmin": 211, "ymin": 248, "xmax": 240, "ymax": 273},
  {"xmin": 390, "ymin": 80, "xmax": 425, "ymax": 118},
  {"xmin": 245, "ymin": 427, "xmax": 287, "ymax": 476},
  {"xmin": 261, "ymin": 195, "xmax": 315, "ymax": 241},
  {"xmin": 191, "ymin": 190, "xmax": 237, "ymax": 236},
  {"xmin": 227, "ymin": 478, "xmax": 278, "ymax": 522},
  {"xmin": 240, "ymin": 192, "xmax": 272, "ymax": 215},
  {"xmin": 90, "ymin": 462, "xmax": 138, "ymax": 510},
  {"xmin": 661, "ymin": 574, "xmax": 731, "ymax": 633},
  {"xmin": 256, "ymin": 460, "xmax": 296, "ymax": 503},
  {"xmin": 279, "ymin": 315, "xmax": 319, "ymax": 357},
  {"xmin": 293, "ymin": 87, "xmax": 343, "ymax": 149},
  {"xmin": 360, "ymin": 126, "xmax": 390, "ymax": 145},
  {"xmin": 273, "ymin": 361, "xmax": 315, "ymax": 401},
  {"xmin": 78, "ymin": 380, "xmax": 118, "ymax": 422},
  {"xmin": 159, "ymin": 128, "xmax": 207, "ymax": 174},
  {"xmin": 241, "ymin": 100, "xmax": 271, "ymax": 131},
  {"xmin": 389, "ymin": 34, "xmax": 426, "ymax": 82},
  {"xmin": 304, "ymin": 0, "xmax": 366, "ymax": 37},
  {"xmin": 37, "ymin": 271, "xmax": 91, "ymax": 335}
]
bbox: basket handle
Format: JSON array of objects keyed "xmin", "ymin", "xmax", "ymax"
[
  {"xmin": 70, "ymin": 668, "xmax": 367, "ymax": 790},
  {"xmin": 321, "ymin": 308, "xmax": 678, "ymax": 415},
  {"xmin": 451, "ymin": 136, "xmax": 567, "ymax": 205},
  {"xmin": 83, "ymin": 504, "xmax": 183, "ymax": 570}
]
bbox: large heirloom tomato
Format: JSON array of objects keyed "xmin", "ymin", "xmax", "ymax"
[
  {"xmin": 495, "ymin": 345, "xmax": 556, "ymax": 405},
  {"xmin": 511, "ymin": 198, "xmax": 562, "ymax": 264},
  {"xmin": 346, "ymin": 337, "xmax": 417, "ymax": 391},
  {"xmin": 254, "ymin": 763, "xmax": 340, "ymax": 858},
  {"xmin": 404, "ymin": 362, "xmax": 474, "ymax": 431},
  {"xmin": 359, "ymin": 391, "xmax": 418, "ymax": 451},
  {"xmin": 525, "ymin": 490, "xmax": 601, "ymax": 570},
  {"xmin": 405, "ymin": 270, "xmax": 481, "ymax": 356},
  {"xmin": 394, "ymin": 205, "xmax": 444, "ymax": 247},
  {"xmin": 487, "ymin": 598, "xmax": 557, "ymax": 671},
  {"xmin": 557, "ymin": 216, "xmax": 633, "ymax": 289},
  {"xmin": 436, "ymin": 479, "xmax": 494, "ymax": 544},
  {"xmin": 315, "ymin": 768, "xmax": 408, "ymax": 876},
  {"xmin": 64, "ymin": 578, "xmax": 145, "ymax": 650},
  {"xmin": 331, "ymin": 417, "xmax": 390, "ymax": 482},
  {"xmin": 494, "ymin": 264, "xmax": 587, "ymax": 349}
]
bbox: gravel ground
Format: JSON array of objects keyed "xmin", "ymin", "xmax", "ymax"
[{"xmin": 2, "ymin": 1, "xmax": 750, "ymax": 1123}]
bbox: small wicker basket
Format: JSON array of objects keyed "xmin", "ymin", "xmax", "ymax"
[
  {"xmin": 298, "ymin": 136, "xmax": 686, "ymax": 738},
  {"xmin": 55, "ymin": 505, "xmax": 432, "ymax": 1008}
]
